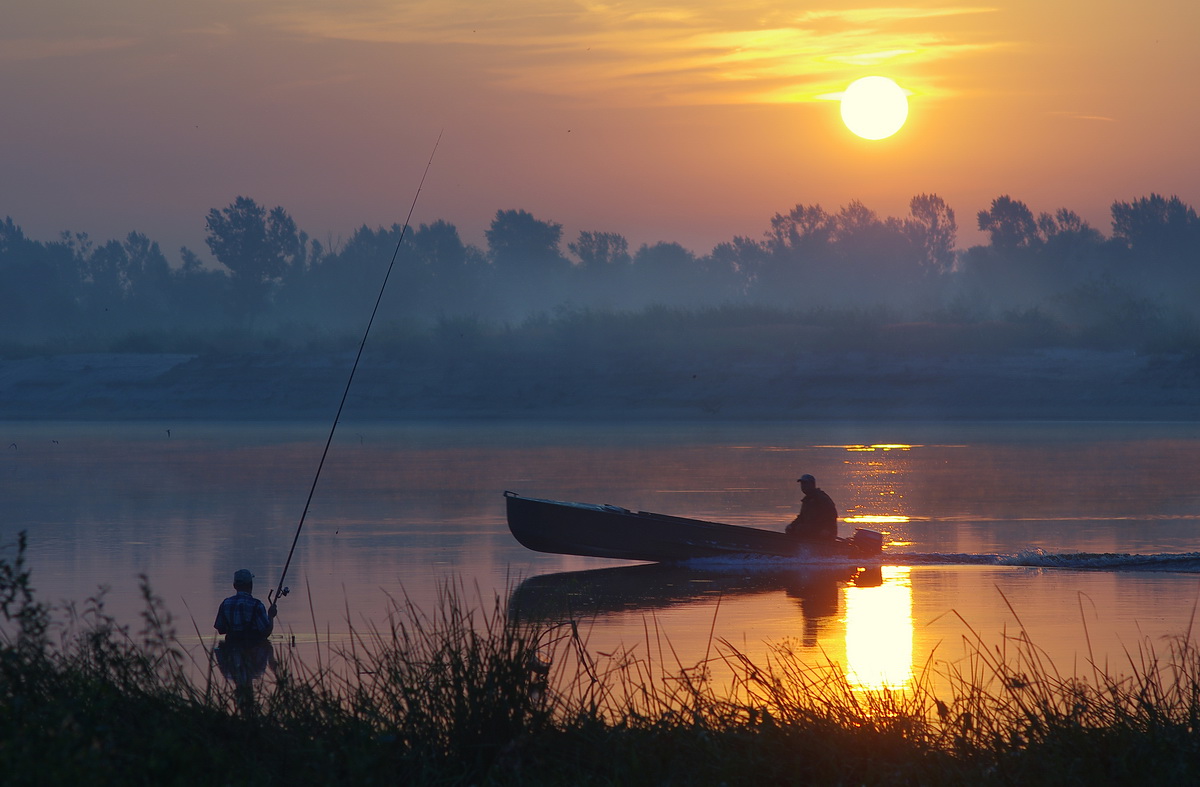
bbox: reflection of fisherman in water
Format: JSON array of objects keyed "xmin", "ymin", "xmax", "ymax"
[
  {"xmin": 783, "ymin": 566, "xmax": 883, "ymax": 647},
  {"xmin": 782, "ymin": 570, "xmax": 840, "ymax": 647},
  {"xmin": 215, "ymin": 637, "xmax": 275, "ymax": 686},
  {"xmin": 213, "ymin": 569, "xmax": 278, "ymax": 710}
]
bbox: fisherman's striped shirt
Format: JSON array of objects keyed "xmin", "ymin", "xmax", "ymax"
[{"xmin": 214, "ymin": 591, "xmax": 273, "ymax": 642}]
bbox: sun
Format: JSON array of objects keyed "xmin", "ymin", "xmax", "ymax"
[{"xmin": 840, "ymin": 76, "xmax": 908, "ymax": 140}]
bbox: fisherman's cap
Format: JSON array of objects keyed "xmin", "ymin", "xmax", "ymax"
[
  {"xmin": 233, "ymin": 569, "xmax": 254, "ymax": 584},
  {"xmin": 797, "ymin": 474, "xmax": 816, "ymax": 484}
]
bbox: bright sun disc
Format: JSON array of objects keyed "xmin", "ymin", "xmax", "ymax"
[{"xmin": 840, "ymin": 76, "xmax": 908, "ymax": 140}]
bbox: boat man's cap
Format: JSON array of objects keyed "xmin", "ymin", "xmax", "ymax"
[
  {"xmin": 797, "ymin": 474, "xmax": 816, "ymax": 484},
  {"xmin": 233, "ymin": 569, "xmax": 255, "ymax": 585}
]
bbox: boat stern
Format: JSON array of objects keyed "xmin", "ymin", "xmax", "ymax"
[{"xmin": 848, "ymin": 528, "xmax": 884, "ymax": 555}]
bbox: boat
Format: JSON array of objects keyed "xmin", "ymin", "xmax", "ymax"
[{"xmin": 504, "ymin": 491, "xmax": 884, "ymax": 563}]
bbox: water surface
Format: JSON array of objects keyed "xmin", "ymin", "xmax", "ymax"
[{"xmin": 5, "ymin": 419, "xmax": 1200, "ymax": 691}]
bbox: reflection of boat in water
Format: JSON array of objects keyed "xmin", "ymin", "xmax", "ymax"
[
  {"xmin": 509, "ymin": 562, "xmax": 883, "ymax": 626},
  {"xmin": 505, "ymin": 491, "xmax": 884, "ymax": 563}
]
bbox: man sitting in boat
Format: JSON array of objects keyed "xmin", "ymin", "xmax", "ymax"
[{"xmin": 786, "ymin": 474, "xmax": 838, "ymax": 543}]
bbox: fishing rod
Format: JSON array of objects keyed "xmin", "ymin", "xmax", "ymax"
[{"xmin": 269, "ymin": 131, "xmax": 443, "ymax": 609}]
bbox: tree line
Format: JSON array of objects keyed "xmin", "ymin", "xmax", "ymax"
[{"xmin": 1, "ymin": 192, "xmax": 1198, "ymax": 352}]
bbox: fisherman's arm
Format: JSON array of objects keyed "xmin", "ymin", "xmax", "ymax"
[{"xmin": 260, "ymin": 601, "xmax": 278, "ymax": 637}]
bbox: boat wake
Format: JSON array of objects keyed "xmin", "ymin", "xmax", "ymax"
[
  {"xmin": 895, "ymin": 550, "xmax": 1200, "ymax": 572},
  {"xmin": 997, "ymin": 549, "xmax": 1200, "ymax": 572},
  {"xmin": 687, "ymin": 550, "xmax": 1200, "ymax": 573}
]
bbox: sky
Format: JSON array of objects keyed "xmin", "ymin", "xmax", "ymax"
[{"xmin": 4, "ymin": 0, "xmax": 1199, "ymax": 263}]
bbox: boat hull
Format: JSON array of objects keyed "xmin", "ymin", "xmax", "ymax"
[{"xmin": 504, "ymin": 492, "xmax": 882, "ymax": 563}]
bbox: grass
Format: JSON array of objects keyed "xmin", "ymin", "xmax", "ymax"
[{"xmin": 3, "ymin": 533, "xmax": 1200, "ymax": 785}]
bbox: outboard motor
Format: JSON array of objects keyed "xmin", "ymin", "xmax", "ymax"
[{"xmin": 849, "ymin": 528, "xmax": 884, "ymax": 555}]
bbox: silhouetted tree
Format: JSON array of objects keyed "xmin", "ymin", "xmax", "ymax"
[
  {"xmin": 1036, "ymin": 208, "xmax": 1107, "ymax": 270},
  {"xmin": 906, "ymin": 193, "xmax": 957, "ymax": 274},
  {"xmin": 205, "ymin": 196, "xmax": 306, "ymax": 325},
  {"xmin": 1037, "ymin": 208, "xmax": 1093, "ymax": 240},
  {"xmin": 764, "ymin": 204, "xmax": 834, "ymax": 259},
  {"xmin": 0, "ymin": 218, "xmax": 82, "ymax": 337},
  {"xmin": 79, "ymin": 232, "xmax": 174, "ymax": 325},
  {"xmin": 485, "ymin": 209, "xmax": 565, "ymax": 276},
  {"xmin": 829, "ymin": 200, "xmax": 921, "ymax": 301},
  {"xmin": 407, "ymin": 220, "xmax": 487, "ymax": 314},
  {"xmin": 833, "ymin": 200, "xmax": 879, "ymax": 241},
  {"xmin": 408, "ymin": 220, "xmax": 471, "ymax": 269},
  {"xmin": 0, "ymin": 216, "xmax": 25, "ymax": 258},
  {"xmin": 84, "ymin": 239, "xmax": 128, "ymax": 312},
  {"xmin": 751, "ymin": 204, "xmax": 834, "ymax": 302},
  {"xmin": 14, "ymin": 183, "xmax": 1200, "ymax": 354},
  {"xmin": 708, "ymin": 236, "xmax": 763, "ymax": 295},
  {"xmin": 1110, "ymin": 194, "xmax": 1199, "ymax": 263},
  {"xmin": 960, "ymin": 198, "xmax": 1112, "ymax": 316},
  {"xmin": 568, "ymin": 231, "xmax": 632, "ymax": 269},
  {"xmin": 122, "ymin": 232, "xmax": 173, "ymax": 292},
  {"xmin": 1, "ymin": 221, "xmax": 91, "ymax": 338},
  {"xmin": 292, "ymin": 224, "xmax": 406, "ymax": 330},
  {"xmin": 565, "ymin": 230, "xmax": 632, "ymax": 309},
  {"xmin": 977, "ymin": 195, "xmax": 1039, "ymax": 253},
  {"xmin": 629, "ymin": 241, "xmax": 702, "ymax": 305},
  {"xmin": 171, "ymin": 246, "xmax": 230, "ymax": 329}
]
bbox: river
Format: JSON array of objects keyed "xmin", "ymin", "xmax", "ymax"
[{"xmin": 5, "ymin": 419, "xmax": 1200, "ymax": 693}]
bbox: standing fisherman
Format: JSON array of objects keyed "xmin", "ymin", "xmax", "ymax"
[
  {"xmin": 214, "ymin": 569, "xmax": 278, "ymax": 708},
  {"xmin": 214, "ymin": 569, "xmax": 278, "ymax": 641}
]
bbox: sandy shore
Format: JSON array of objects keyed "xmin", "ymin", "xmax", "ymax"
[{"xmin": 0, "ymin": 348, "xmax": 1197, "ymax": 421}]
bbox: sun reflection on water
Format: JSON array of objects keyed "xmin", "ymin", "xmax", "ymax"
[
  {"xmin": 843, "ymin": 566, "xmax": 913, "ymax": 691},
  {"xmin": 843, "ymin": 515, "xmax": 912, "ymax": 524},
  {"xmin": 835, "ymin": 441, "xmax": 926, "ymax": 544}
]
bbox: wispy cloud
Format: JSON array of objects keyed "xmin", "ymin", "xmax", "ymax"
[
  {"xmin": 251, "ymin": 2, "xmax": 1007, "ymax": 105},
  {"xmin": 1049, "ymin": 111, "xmax": 1116, "ymax": 122},
  {"xmin": 0, "ymin": 37, "xmax": 136, "ymax": 62}
]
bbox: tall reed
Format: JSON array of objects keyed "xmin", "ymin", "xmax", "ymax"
[{"xmin": 4, "ymin": 533, "xmax": 1200, "ymax": 784}]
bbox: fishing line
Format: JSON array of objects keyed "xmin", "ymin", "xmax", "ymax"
[{"xmin": 270, "ymin": 131, "xmax": 442, "ymax": 608}]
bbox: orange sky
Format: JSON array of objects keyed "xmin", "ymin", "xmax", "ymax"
[{"xmin": 3, "ymin": 1, "xmax": 1198, "ymax": 260}]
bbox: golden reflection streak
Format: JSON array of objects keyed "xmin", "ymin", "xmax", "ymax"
[
  {"xmin": 838, "ymin": 444, "xmax": 916, "ymax": 452},
  {"xmin": 842, "ymin": 566, "xmax": 913, "ymax": 691},
  {"xmin": 843, "ymin": 515, "xmax": 911, "ymax": 524}
]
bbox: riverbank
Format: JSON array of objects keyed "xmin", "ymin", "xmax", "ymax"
[
  {"xmin": 4, "ymin": 535, "xmax": 1200, "ymax": 786},
  {"xmin": 0, "ymin": 347, "xmax": 1197, "ymax": 421}
]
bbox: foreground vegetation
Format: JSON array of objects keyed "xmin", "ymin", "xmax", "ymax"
[{"xmin": 4, "ymin": 536, "xmax": 1200, "ymax": 785}]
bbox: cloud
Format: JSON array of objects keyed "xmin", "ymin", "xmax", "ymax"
[
  {"xmin": 1049, "ymin": 111, "xmax": 1116, "ymax": 123},
  {"xmin": 0, "ymin": 37, "xmax": 136, "ymax": 62},
  {"xmin": 246, "ymin": 1, "xmax": 1007, "ymax": 106}
]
